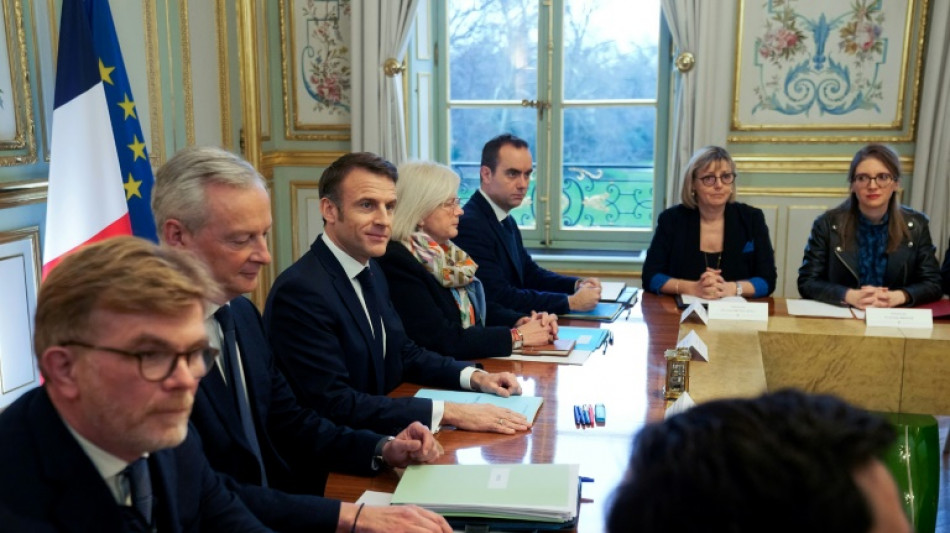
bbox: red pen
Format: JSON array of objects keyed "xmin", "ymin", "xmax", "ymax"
[{"xmin": 587, "ymin": 404, "xmax": 596, "ymax": 426}]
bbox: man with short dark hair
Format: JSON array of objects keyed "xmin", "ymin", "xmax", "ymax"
[
  {"xmin": 0, "ymin": 236, "xmax": 270, "ymax": 532},
  {"xmin": 606, "ymin": 390, "xmax": 909, "ymax": 533},
  {"xmin": 453, "ymin": 133, "xmax": 601, "ymax": 315},
  {"xmin": 265, "ymin": 152, "xmax": 531, "ymax": 436},
  {"xmin": 155, "ymin": 146, "xmax": 450, "ymax": 533}
]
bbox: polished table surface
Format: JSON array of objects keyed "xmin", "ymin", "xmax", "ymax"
[
  {"xmin": 324, "ymin": 294, "xmax": 950, "ymax": 531},
  {"xmin": 325, "ymin": 293, "xmax": 682, "ymax": 532}
]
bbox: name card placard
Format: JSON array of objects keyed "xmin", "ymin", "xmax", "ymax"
[
  {"xmin": 707, "ymin": 301, "xmax": 769, "ymax": 322},
  {"xmin": 677, "ymin": 329, "xmax": 709, "ymax": 362},
  {"xmin": 864, "ymin": 308, "xmax": 933, "ymax": 329},
  {"xmin": 680, "ymin": 302, "xmax": 708, "ymax": 324}
]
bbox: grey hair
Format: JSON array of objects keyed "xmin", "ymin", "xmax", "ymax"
[
  {"xmin": 391, "ymin": 161, "xmax": 460, "ymax": 242},
  {"xmin": 680, "ymin": 146, "xmax": 737, "ymax": 208},
  {"xmin": 153, "ymin": 146, "xmax": 266, "ymax": 240}
]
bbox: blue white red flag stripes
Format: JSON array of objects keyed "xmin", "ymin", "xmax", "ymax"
[{"xmin": 43, "ymin": 0, "xmax": 156, "ymax": 277}]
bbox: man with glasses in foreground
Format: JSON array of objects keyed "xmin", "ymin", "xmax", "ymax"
[{"xmin": 0, "ymin": 236, "xmax": 270, "ymax": 531}]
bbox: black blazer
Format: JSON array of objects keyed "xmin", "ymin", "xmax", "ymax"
[
  {"xmin": 377, "ymin": 240, "xmax": 523, "ymax": 360},
  {"xmin": 941, "ymin": 240, "xmax": 950, "ymax": 296},
  {"xmin": 191, "ymin": 296, "xmax": 384, "ymax": 532},
  {"xmin": 453, "ymin": 191, "xmax": 578, "ymax": 315},
  {"xmin": 642, "ymin": 203, "xmax": 777, "ymax": 297},
  {"xmin": 798, "ymin": 207, "xmax": 942, "ymax": 305},
  {"xmin": 264, "ymin": 236, "xmax": 470, "ymax": 435},
  {"xmin": 0, "ymin": 387, "xmax": 269, "ymax": 533}
]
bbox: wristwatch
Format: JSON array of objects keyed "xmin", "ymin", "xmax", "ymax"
[
  {"xmin": 735, "ymin": 282, "xmax": 743, "ymax": 297},
  {"xmin": 372, "ymin": 436, "xmax": 396, "ymax": 470},
  {"xmin": 511, "ymin": 328, "xmax": 524, "ymax": 350}
]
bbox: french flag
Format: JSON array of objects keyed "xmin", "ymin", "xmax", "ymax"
[{"xmin": 43, "ymin": 0, "xmax": 156, "ymax": 277}]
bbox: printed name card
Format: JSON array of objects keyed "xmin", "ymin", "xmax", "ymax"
[
  {"xmin": 680, "ymin": 301, "xmax": 708, "ymax": 324},
  {"xmin": 676, "ymin": 329, "xmax": 709, "ymax": 362},
  {"xmin": 864, "ymin": 308, "xmax": 933, "ymax": 329},
  {"xmin": 707, "ymin": 301, "xmax": 769, "ymax": 322}
]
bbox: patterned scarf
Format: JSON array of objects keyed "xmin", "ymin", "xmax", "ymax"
[{"xmin": 406, "ymin": 232, "xmax": 485, "ymax": 327}]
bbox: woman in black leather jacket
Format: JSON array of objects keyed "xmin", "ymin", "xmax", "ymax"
[{"xmin": 798, "ymin": 144, "xmax": 941, "ymax": 308}]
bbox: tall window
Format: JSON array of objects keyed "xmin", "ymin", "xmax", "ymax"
[{"xmin": 435, "ymin": 0, "xmax": 668, "ymax": 251}]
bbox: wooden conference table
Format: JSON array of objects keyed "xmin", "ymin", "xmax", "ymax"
[
  {"xmin": 326, "ymin": 294, "xmax": 950, "ymax": 531},
  {"xmin": 325, "ymin": 293, "xmax": 682, "ymax": 533}
]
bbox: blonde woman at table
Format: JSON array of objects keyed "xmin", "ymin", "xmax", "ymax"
[
  {"xmin": 798, "ymin": 143, "xmax": 941, "ymax": 308},
  {"xmin": 642, "ymin": 146, "xmax": 777, "ymax": 300},
  {"xmin": 377, "ymin": 161, "xmax": 557, "ymax": 360}
]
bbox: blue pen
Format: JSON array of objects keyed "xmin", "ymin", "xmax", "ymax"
[
  {"xmin": 573, "ymin": 405, "xmax": 582, "ymax": 425},
  {"xmin": 580, "ymin": 476, "xmax": 595, "ymax": 483},
  {"xmin": 581, "ymin": 405, "xmax": 590, "ymax": 426}
]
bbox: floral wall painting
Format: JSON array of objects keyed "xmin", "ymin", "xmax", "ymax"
[
  {"xmin": 732, "ymin": 0, "xmax": 924, "ymax": 137},
  {"xmin": 282, "ymin": 0, "xmax": 352, "ymax": 138}
]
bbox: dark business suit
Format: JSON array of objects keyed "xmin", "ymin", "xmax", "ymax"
[
  {"xmin": 0, "ymin": 387, "xmax": 269, "ymax": 533},
  {"xmin": 264, "ymin": 236, "xmax": 470, "ymax": 435},
  {"xmin": 191, "ymin": 296, "xmax": 385, "ymax": 532},
  {"xmin": 378, "ymin": 240, "xmax": 523, "ymax": 360},
  {"xmin": 641, "ymin": 203, "xmax": 777, "ymax": 297},
  {"xmin": 454, "ymin": 191, "xmax": 578, "ymax": 315}
]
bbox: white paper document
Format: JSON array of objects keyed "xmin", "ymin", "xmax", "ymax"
[{"xmin": 785, "ymin": 298, "xmax": 855, "ymax": 318}]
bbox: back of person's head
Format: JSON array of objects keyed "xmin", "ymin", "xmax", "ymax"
[
  {"xmin": 34, "ymin": 236, "xmax": 220, "ymax": 367},
  {"xmin": 480, "ymin": 134, "xmax": 530, "ymax": 172},
  {"xmin": 318, "ymin": 151, "xmax": 398, "ymax": 207},
  {"xmin": 152, "ymin": 146, "xmax": 265, "ymax": 238},
  {"xmin": 607, "ymin": 389, "xmax": 897, "ymax": 533},
  {"xmin": 391, "ymin": 161, "xmax": 461, "ymax": 242}
]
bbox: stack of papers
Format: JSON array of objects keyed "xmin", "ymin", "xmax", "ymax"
[
  {"xmin": 391, "ymin": 464, "xmax": 579, "ymax": 523},
  {"xmin": 513, "ymin": 338, "xmax": 576, "ymax": 356},
  {"xmin": 414, "ymin": 389, "xmax": 544, "ymax": 422},
  {"xmin": 599, "ymin": 281, "xmax": 626, "ymax": 301}
]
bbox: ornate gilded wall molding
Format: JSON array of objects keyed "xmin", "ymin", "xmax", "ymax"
[
  {"xmin": 0, "ymin": 179, "xmax": 46, "ymax": 208},
  {"xmin": 733, "ymin": 155, "xmax": 914, "ymax": 174}
]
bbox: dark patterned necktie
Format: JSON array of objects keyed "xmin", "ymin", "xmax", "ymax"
[
  {"xmin": 214, "ymin": 305, "xmax": 268, "ymax": 486},
  {"xmin": 124, "ymin": 458, "xmax": 152, "ymax": 526},
  {"xmin": 356, "ymin": 268, "xmax": 386, "ymax": 377}
]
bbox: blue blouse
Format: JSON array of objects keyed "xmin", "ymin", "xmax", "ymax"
[{"xmin": 857, "ymin": 212, "xmax": 888, "ymax": 287}]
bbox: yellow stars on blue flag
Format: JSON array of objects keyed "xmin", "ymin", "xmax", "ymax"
[
  {"xmin": 124, "ymin": 173, "xmax": 143, "ymax": 200},
  {"xmin": 117, "ymin": 93, "xmax": 136, "ymax": 120},
  {"xmin": 128, "ymin": 135, "xmax": 146, "ymax": 161},
  {"xmin": 98, "ymin": 59, "xmax": 115, "ymax": 85}
]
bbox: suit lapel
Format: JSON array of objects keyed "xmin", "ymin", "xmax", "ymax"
[
  {"xmin": 474, "ymin": 193, "xmax": 524, "ymax": 283},
  {"xmin": 30, "ymin": 391, "xmax": 125, "ymax": 532},
  {"xmin": 198, "ymin": 370, "xmax": 248, "ymax": 449},
  {"xmin": 313, "ymin": 238, "xmax": 385, "ymax": 393}
]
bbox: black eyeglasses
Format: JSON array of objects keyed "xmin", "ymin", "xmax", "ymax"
[
  {"xmin": 62, "ymin": 341, "xmax": 218, "ymax": 382},
  {"xmin": 694, "ymin": 172, "xmax": 736, "ymax": 186},
  {"xmin": 852, "ymin": 173, "xmax": 895, "ymax": 185}
]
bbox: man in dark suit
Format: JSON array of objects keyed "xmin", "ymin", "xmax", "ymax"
[
  {"xmin": 0, "ymin": 237, "xmax": 269, "ymax": 532},
  {"xmin": 265, "ymin": 152, "xmax": 530, "ymax": 436},
  {"xmin": 153, "ymin": 146, "xmax": 450, "ymax": 533},
  {"xmin": 453, "ymin": 134, "xmax": 602, "ymax": 315}
]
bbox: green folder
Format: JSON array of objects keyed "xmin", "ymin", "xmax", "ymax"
[{"xmin": 391, "ymin": 463, "xmax": 579, "ymax": 523}]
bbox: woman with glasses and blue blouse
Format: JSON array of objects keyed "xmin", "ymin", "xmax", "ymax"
[
  {"xmin": 643, "ymin": 146, "xmax": 777, "ymax": 300},
  {"xmin": 377, "ymin": 161, "xmax": 558, "ymax": 360},
  {"xmin": 798, "ymin": 143, "xmax": 941, "ymax": 308}
]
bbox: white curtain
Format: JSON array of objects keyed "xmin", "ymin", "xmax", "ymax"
[
  {"xmin": 660, "ymin": 0, "xmax": 736, "ymax": 207},
  {"xmin": 910, "ymin": 0, "xmax": 950, "ymax": 259},
  {"xmin": 351, "ymin": 0, "xmax": 419, "ymax": 165}
]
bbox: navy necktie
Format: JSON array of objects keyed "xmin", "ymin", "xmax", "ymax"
[
  {"xmin": 214, "ymin": 305, "xmax": 268, "ymax": 487},
  {"xmin": 356, "ymin": 268, "xmax": 386, "ymax": 389},
  {"xmin": 502, "ymin": 216, "xmax": 524, "ymax": 280},
  {"xmin": 124, "ymin": 458, "xmax": 153, "ymax": 526}
]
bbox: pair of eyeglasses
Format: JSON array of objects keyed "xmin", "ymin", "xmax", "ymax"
[
  {"xmin": 62, "ymin": 341, "xmax": 219, "ymax": 382},
  {"xmin": 852, "ymin": 173, "xmax": 895, "ymax": 185},
  {"xmin": 694, "ymin": 172, "xmax": 736, "ymax": 186},
  {"xmin": 439, "ymin": 197, "xmax": 462, "ymax": 210}
]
